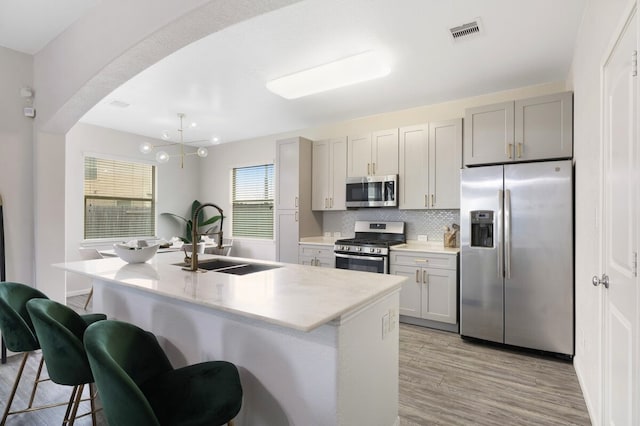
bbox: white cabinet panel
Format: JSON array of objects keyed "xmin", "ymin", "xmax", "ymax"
[
  {"xmin": 515, "ymin": 92, "xmax": 573, "ymax": 161},
  {"xmin": 347, "ymin": 129, "xmax": 398, "ymax": 177},
  {"xmin": 312, "ymin": 137, "xmax": 347, "ymax": 211},
  {"xmin": 429, "ymin": 119, "xmax": 462, "ymax": 209},
  {"xmin": 391, "ymin": 264, "xmax": 422, "ymax": 317},
  {"xmin": 464, "ymin": 101, "xmax": 514, "ymax": 166},
  {"xmin": 421, "ymin": 268, "xmax": 457, "ymax": 324},
  {"xmin": 347, "ymin": 133, "xmax": 371, "ymax": 177},
  {"xmin": 464, "ymin": 91, "xmax": 573, "ymax": 166},
  {"xmin": 276, "ymin": 138, "xmax": 300, "ymax": 209},
  {"xmin": 299, "ymin": 244, "xmax": 335, "ymax": 268},
  {"xmin": 276, "ymin": 210, "xmax": 299, "ymax": 264},
  {"xmin": 399, "ymin": 124, "xmax": 429, "ymax": 209},
  {"xmin": 390, "ymin": 251, "xmax": 458, "ymax": 326},
  {"xmin": 372, "ymin": 128, "xmax": 399, "ymax": 176},
  {"xmin": 399, "ymin": 119, "xmax": 461, "ymax": 210},
  {"xmin": 276, "ymin": 137, "xmax": 322, "ymax": 263}
]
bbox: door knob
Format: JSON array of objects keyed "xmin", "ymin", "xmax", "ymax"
[{"xmin": 592, "ymin": 274, "xmax": 610, "ymax": 289}]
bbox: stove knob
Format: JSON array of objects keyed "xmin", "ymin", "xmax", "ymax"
[
  {"xmin": 369, "ymin": 248, "xmax": 375, "ymax": 253},
  {"xmin": 376, "ymin": 248, "xmax": 382, "ymax": 254},
  {"xmin": 357, "ymin": 247, "xmax": 362, "ymax": 252}
]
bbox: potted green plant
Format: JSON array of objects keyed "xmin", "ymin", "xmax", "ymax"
[{"xmin": 161, "ymin": 200, "xmax": 223, "ymax": 243}]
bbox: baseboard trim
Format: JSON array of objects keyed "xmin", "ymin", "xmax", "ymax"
[{"xmin": 573, "ymin": 354, "xmax": 599, "ymax": 425}]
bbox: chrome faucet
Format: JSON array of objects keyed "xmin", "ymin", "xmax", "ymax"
[{"xmin": 184, "ymin": 202, "xmax": 224, "ymax": 272}]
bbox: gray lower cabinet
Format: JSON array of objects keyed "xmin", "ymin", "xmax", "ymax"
[
  {"xmin": 298, "ymin": 244, "xmax": 335, "ymax": 268},
  {"xmin": 390, "ymin": 251, "xmax": 458, "ymax": 328}
]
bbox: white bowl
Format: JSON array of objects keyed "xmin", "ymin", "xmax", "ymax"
[{"xmin": 113, "ymin": 243, "xmax": 159, "ymax": 263}]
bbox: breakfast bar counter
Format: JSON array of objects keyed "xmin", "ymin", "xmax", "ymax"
[{"xmin": 58, "ymin": 253, "xmax": 405, "ymax": 426}]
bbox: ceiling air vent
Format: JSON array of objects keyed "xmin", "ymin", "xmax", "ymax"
[
  {"xmin": 449, "ymin": 19, "xmax": 482, "ymax": 41},
  {"xmin": 108, "ymin": 100, "xmax": 130, "ymax": 108}
]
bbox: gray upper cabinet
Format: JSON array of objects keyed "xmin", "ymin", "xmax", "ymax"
[
  {"xmin": 399, "ymin": 118, "xmax": 462, "ymax": 209},
  {"xmin": 347, "ymin": 128, "xmax": 399, "ymax": 177},
  {"xmin": 464, "ymin": 91, "xmax": 573, "ymax": 166}
]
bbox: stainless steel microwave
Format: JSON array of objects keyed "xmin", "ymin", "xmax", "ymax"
[{"xmin": 345, "ymin": 175, "xmax": 398, "ymax": 208}]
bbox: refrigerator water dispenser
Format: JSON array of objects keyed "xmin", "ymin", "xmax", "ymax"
[{"xmin": 470, "ymin": 211, "xmax": 493, "ymax": 248}]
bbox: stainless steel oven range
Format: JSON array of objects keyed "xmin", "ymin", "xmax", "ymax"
[{"xmin": 334, "ymin": 221, "xmax": 406, "ymax": 274}]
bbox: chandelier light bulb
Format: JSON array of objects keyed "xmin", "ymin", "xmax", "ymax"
[
  {"xmin": 156, "ymin": 151, "xmax": 170, "ymax": 163},
  {"xmin": 139, "ymin": 142, "xmax": 153, "ymax": 154},
  {"xmin": 197, "ymin": 147, "xmax": 209, "ymax": 158}
]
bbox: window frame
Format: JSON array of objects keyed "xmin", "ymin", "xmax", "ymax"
[
  {"xmin": 230, "ymin": 163, "xmax": 275, "ymax": 240},
  {"xmin": 82, "ymin": 153, "xmax": 158, "ymax": 242}
]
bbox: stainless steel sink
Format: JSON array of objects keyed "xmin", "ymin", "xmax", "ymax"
[{"xmin": 174, "ymin": 258, "xmax": 281, "ymax": 275}]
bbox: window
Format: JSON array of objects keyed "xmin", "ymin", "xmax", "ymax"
[
  {"xmin": 232, "ymin": 164, "xmax": 274, "ymax": 239},
  {"xmin": 84, "ymin": 156, "xmax": 155, "ymax": 239}
]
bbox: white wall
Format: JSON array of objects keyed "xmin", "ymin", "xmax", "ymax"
[
  {"xmin": 568, "ymin": 0, "xmax": 633, "ymax": 422},
  {"xmin": 65, "ymin": 123, "xmax": 200, "ymax": 294},
  {"xmin": 32, "ymin": 0, "xmax": 301, "ymax": 300},
  {"xmin": 202, "ymin": 81, "xmax": 567, "ymax": 260},
  {"xmin": 0, "ymin": 47, "xmax": 34, "ymax": 285}
]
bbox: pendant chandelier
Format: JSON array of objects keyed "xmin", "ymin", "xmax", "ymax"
[{"xmin": 139, "ymin": 113, "xmax": 209, "ymax": 168}]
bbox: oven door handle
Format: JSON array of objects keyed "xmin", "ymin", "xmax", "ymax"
[{"xmin": 334, "ymin": 253, "xmax": 386, "ymax": 262}]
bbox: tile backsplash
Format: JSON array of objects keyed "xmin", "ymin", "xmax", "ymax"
[{"xmin": 322, "ymin": 209, "xmax": 460, "ymax": 241}]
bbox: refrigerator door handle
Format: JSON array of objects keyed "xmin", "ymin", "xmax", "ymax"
[
  {"xmin": 498, "ymin": 189, "xmax": 504, "ymax": 278},
  {"xmin": 505, "ymin": 189, "xmax": 512, "ymax": 279}
]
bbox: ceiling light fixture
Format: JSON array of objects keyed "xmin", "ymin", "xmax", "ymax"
[
  {"xmin": 266, "ymin": 50, "xmax": 391, "ymax": 99},
  {"xmin": 139, "ymin": 113, "xmax": 209, "ymax": 168}
]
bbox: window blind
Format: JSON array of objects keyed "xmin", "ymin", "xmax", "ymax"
[
  {"xmin": 232, "ymin": 164, "xmax": 274, "ymax": 239},
  {"xmin": 84, "ymin": 157, "xmax": 155, "ymax": 239}
]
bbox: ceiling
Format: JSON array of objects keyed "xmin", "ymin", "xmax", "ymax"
[
  {"xmin": 0, "ymin": 0, "xmax": 101, "ymax": 54},
  {"xmin": 2, "ymin": 0, "xmax": 586, "ymax": 146}
]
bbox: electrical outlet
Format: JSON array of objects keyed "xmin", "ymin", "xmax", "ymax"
[
  {"xmin": 389, "ymin": 308, "xmax": 397, "ymax": 331},
  {"xmin": 382, "ymin": 313, "xmax": 390, "ymax": 339},
  {"xmin": 417, "ymin": 235, "xmax": 428, "ymax": 241}
]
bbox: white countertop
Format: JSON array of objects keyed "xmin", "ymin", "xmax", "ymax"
[
  {"xmin": 56, "ymin": 252, "xmax": 405, "ymax": 332},
  {"xmin": 391, "ymin": 240, "xmax": 460, "ymax": 254},
  {"xmin": 299, "ymin": 236, "xmax": 460, "ymax": 254},
  {"xmin": 299, "ymin": 236, "xmax": 341, "ymax": 245}
]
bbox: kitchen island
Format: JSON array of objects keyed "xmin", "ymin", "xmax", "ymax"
[{"xmin": 58, "ymin": 252, "xmax": 405, "ymax": 426}]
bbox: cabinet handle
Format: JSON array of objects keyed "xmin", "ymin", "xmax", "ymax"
[
  {"xmin": 415, "ymin": 269, "xmax": 420, "ymax": 283},
  {"xmin": 414, "ymin": 259, "xmax": 429, "ymax": 263},
  {"xmin": 423, "ymin": 270, "xmax": 427, "ymax": 284},
  {"xmin": 295, "ymin": 211, "xmax": 299, "ymax": 222},
  {"xmin": 330, "ymin": 198, "xmax": 333, "ymax": 208},
  {"xmin": 295, "ymin": 197, "xmax": 298, "ymax": 208},
  {"xmin": 430, "ymin": 194, "xmax": 435, "ymax": 208},
  {"xmin": 372, "ymin": 163, "xmax": 376, "ymax": 175},
  {"xmin": 367, "ymin": 163, "xmax": 371, "ymax": 175},
  {"xmin": 325, "ymin": 198, "xmax": 328, "ymax": 208},
  {"xmin": 424, "ymin": 194, "xmax": 428, "ymax": 207},
  {"xmin": 517, "ymin": 143, "xmax": 523, "ymax": 158},
  {"xmin": 314, "ymin": 259, "xmax": 319, "ymax": 266}
]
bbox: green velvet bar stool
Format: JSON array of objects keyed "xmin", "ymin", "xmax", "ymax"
[
  {"xmin": 0, "ymin": 282, "xmax": 104, "ymax": 425},
  {"xmin": 84, "ymin": 320, "xmax": 243, "ymax": 426},
  {"xmin": 26, "ymin": 298, "xmax": 106, "ymax": 425}
]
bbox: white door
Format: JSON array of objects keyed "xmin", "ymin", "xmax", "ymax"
[{"xmin": 600, "ymin": 6, "xmax": 638, "ymax": 425}]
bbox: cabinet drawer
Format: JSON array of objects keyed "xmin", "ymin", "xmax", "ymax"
[
  {"xmin": 390, "ymin": 252, "xmax": 456, "ymax": 270},
  {"xmin": 299, "ymin": 245, "xmax": 333, "ymax": 258}
]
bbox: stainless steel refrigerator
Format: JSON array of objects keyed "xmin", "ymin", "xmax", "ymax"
[{"xmin": 460, "ymin": 160, "xmax": 573, "ymax": 356}]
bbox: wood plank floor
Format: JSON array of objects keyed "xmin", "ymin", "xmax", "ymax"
[{"xmin": 0, "ymin": 296, "xmax": 590, "ymax": 425}]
